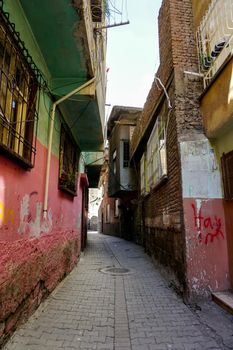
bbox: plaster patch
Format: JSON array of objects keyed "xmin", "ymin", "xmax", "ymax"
[
  {"xmin": 191, "ymin": 277, "xmax": 200, "ymax": 293},
  {"xmin": 18, "ymin": 194, "xmax": 52, "ymax": 236},
  {"xmin": 76, "ymin": 213, "xmax": 81, "ymax": 230},
  {"xmin": 41, "ymin": 208, "xmax": 53, "ymax": 233},
  {"xmin": 180, "ymin": 139, "xmax": 222, "ymax": 198},
  {"xmin": 195, "ymin": 199, "xmax": 202, "ymax": 240},
  {"xmin": 20, "ymin": 194, "xmax": 30, "ymax": 220}
]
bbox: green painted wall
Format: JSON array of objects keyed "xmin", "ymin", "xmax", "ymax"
[
  {"xmin": 20, "ymin": 0, "xmax": 86, "ymax": 80},
  {"xmin": 3, "ymin": 0, "xmax": 61, "ymax": 157},
  {"xmin": 3, "ymin": 0, "xmax": 105, "ymax": 156},
  {"xmin": 39, "ymin": 91, "xmax": 61, "ymax": 156},
  {"xmin": 4, "ymin": 0, "xmax": 50, "ymax": 80}
]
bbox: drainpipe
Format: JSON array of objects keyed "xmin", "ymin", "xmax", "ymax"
[{"xmin": 43, "ymin": 77, "xmax": 96, "ymax": 219}]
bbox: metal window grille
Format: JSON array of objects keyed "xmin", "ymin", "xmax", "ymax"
[
  {"xmin": 197, "ymin": 0, "xmax": 233, "ymax": 88},
  {"xmin": 58, "ymin": 125, "xmax": 80, "ymax": 196},
  {"xmin": 0, "ymin": 9, "xmax": 40, "ymax": 168},
  {"xmin": 140, "ymin": 153, "xmax": 147, "ymax": 195},
  {"xmin": 91, "ymin": 0, "xmax": 103, "ymax": 22},
  {"xmin": 123, "ymin": 140, "xmax": 129, "ymax": 168},
  {"xmin": 147, "ymin": 111, "xmax": 167, "ymax": 189},
  {"xmin": 221, "ymin": 150, "xmax": 233, "ymax": 200},
  {"xmin": 112, "ymin": 149, "xmax": 117, "ymax": 174},
  {"xmin": 140, "ymin": 152, "xmax": 149, "ymax": 195}
]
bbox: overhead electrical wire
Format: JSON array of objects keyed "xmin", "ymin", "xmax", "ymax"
[{"xmin": 105, "ymin": 0, "xmax": 129, "ymax": 26}]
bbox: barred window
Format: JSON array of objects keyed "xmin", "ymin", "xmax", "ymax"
[
  {"xmin": 58, "ymin": 125, "xmax": 79, "ymax": 196},
  {"xmin": 147, "ymin": 112, "xmax": 167, "ymax": 189},
  {"xmin": 197, "ymin": 0, "xmax": 233, "ymax": 88},
  {"xmin": 0, "ymin": 15, "xmax": 38, "ymax": 167},
  {"xmin": 123, "ymin": 140, "xmax": 129, "ymax": 168},
  {"xmin": 112, "ymin": 149, "xmax": 117, "ymax": 174},
  {"xmin": 140, "ymin": 152, "xmax": 149, "ymax": 195}
]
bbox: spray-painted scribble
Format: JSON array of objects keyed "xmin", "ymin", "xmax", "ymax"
[{"xmin": 192, "ymin": 202, "xmax": 224, "ymax": 245}]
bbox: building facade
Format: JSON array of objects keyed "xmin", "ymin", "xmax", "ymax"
[
  {"xmin": 130, "ymin": 0, "xmax": 232, "ymax": 299},
  {"xmin": 98, "ymin": 150, "xmax": 121, "ymax": 236},
  {"xmin": 0, "ymin": 0, "xmax": 106, "ymax": 343},
  {"xmin": 99, "ymin": 106, "xmax": 141, "ymax": 239},
  {"xmin": 88, "ymin": 188, "xmax": 102, "ymax": 231},
  {"xmin": 192, "ymin": 0, "xmax": 233, "ymax": 297}
]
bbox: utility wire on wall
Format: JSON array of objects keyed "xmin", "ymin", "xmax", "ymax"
[
  {"xmin": 154, "ymin": 75, "xmax": 173, "ymax": 143},
  {"xmin": 95, "ymin": 0, "xmax": 129, "ymax": 31}
]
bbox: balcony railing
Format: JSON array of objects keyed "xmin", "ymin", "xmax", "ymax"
[{"xmin": 197, "ymin": 0, "xmax": 233, "ymax": 88}]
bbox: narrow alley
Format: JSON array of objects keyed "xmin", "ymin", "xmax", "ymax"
[{"xmin": 4, "ymin": 232, "xmax": 233, "ymax": 350}]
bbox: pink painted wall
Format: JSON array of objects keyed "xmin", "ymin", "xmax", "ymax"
[
  {"xmin": 0, "ymin": 139, "xmax": 87, "ymax": 342},
  {"xmin": 183, "ymin": 198, "xmax": 231, "ymax": 297},
  {"xmin": 0, "ymin": 139, "xmax": 84, "ymax": 241}
]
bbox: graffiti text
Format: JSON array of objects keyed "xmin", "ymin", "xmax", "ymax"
[{"xmin": 192, "ymin": 203, "xmax": 224, "ymax": 245}]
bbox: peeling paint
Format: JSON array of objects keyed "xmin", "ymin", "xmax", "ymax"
[
  {"xmin": 195, "ymin": 199, "xmax": 202, "ymax": 241},
  {"xmin": 18, "ymin": 194, "xmax": 52, "ymax": 237}
]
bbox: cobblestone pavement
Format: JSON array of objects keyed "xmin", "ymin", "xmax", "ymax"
[{"xmin": 4, "ymin": 232, "xmax": 233, "ymax": 350}]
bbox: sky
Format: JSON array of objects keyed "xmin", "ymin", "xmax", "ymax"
[{"xmin": 105, "ymin": 0, "xmax": 163, "ymax": 119}]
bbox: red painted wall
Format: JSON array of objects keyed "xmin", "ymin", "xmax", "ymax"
[
  {"xmin": 0, "ymin": 139, "xmax": 87, "ymax": 344},
  {"xmin": 224, "ymin": 200, "xmax": 233, "ymax": 289},
  {"xmin": 183, "ymin": 198, "xmax": 231, "ymax": 297}
]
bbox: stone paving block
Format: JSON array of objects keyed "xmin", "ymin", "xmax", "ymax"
[
  {"xmin": 62, "ymin": 340, "xmax": 80, "ymax": 348},
  {"xmin": 46, "ymin": 339, "xmax": 64, "ymax": 347},
  {"xmin": 149, "ymin": 346, "xmax": 167, "ymax": 350},
  {"xmin": 132, "ymin": 345, "xmax": 150, "ymax": 350},
  {"xmin": 3, "ymin": 232, "xmax": 233, "ymax": 350},
  {"xmin": 96, "ymin": 344, "xmax": 113, "ymax": 350}
]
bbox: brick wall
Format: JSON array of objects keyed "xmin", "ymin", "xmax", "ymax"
[
  {"xmin": 140, "ymin": 82, "xmax": 185, "ymax": 287},
  {"xmin": 169, "ymin": 0, "xmax": 203, "ymax": 138},
  {"xmin": 130, "ymin": 0, "xmax": 204, "ymax": 290},
  {"xmin": 131, "ymin": 0, "xmax": 173, "ymax": 158}
]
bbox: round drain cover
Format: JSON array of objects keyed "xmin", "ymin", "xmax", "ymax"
[
  {"xmin": 108, "ymin": 267, "xmax": 130, "ymax": 274},
  {"xmin": 99, "ymin": 266, "xmax": 134, "ymax": 276}
]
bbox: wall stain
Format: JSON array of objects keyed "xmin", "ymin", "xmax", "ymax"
[{"xmin": 0, "ymin": 201, "xmax": 15, "ymax": 224}]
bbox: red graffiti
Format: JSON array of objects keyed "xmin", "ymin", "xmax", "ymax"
[{"xmin": 191, "ymin": 203, "xmax": 224, "ymax": 245}]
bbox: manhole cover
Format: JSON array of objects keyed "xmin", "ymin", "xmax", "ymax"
[
  {"xmin": 99, "ymin": 266, "xmax": 134, "ymax": 276},
  {"xmin": 108, "ymin": 267, "xmax": 130, "ymax": 274}
]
